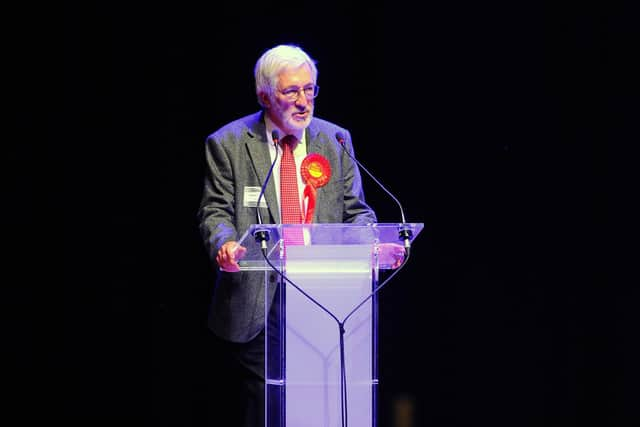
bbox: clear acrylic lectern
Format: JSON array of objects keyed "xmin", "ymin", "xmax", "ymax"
[{"xmin": 236, "ymin": 223, "xmax": 423, "ymax": 427}]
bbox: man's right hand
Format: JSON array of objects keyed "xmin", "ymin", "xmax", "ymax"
[{"xmin": 216, "ymin": 241, "xmax": 247, "ymax": 272}]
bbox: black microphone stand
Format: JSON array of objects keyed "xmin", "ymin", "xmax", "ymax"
[
  {"xmin": 335, "ymin": 132, "xmax": 413, "ymax": 254},
  {"xmin": 253, "ymin": 130, "xmax": 281, "ymax": 250}
]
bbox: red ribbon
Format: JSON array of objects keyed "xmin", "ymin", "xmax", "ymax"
[{"xmin": 303, "ymin": 184, "xmax": 316, "ymax": 224}]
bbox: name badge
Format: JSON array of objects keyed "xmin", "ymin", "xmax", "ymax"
[{"xmin": 244, "ymin": 186, "xmax": 268, "ymax": 208}]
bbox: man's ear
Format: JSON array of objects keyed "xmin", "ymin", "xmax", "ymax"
[{"xmin": 259, "ymin": 92, "xmax": 271, "ymax": 108}]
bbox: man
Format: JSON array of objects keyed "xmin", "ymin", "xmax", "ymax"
[{"xmin": 197, "ymin": 44, "xmax": 392, "ymax": 426}]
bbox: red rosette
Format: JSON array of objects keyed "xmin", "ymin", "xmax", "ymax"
[{"xmin": 301, "ymin": 153, "xmax": 331, "ymax": 189}]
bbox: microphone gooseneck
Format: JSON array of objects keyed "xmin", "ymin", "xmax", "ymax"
[
  {"xmin": 253, "ymin": 129, "xmax": 281, "ymax": 251},
  {"xmin": 335, "ymin": 132, "xmax": 413, "ymax": 251}
]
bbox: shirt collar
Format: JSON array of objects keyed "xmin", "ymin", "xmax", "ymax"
[{"xmin": 264, "ymin": 115, "xmax": 306, "ymax": 147}]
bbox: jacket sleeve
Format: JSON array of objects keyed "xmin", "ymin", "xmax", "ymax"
[{"xmin": 197, "ymin": 134, "xmax": 238, "ymax": 261}]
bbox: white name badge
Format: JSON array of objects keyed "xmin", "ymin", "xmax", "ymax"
[{"xmin": 243, "ymin": 186, "xmax": 268, "ymax": 208}]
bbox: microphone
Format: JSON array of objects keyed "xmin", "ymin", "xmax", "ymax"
[
  {"xmin": 253, "ymin": 129, "xmax": 280, "ymax": 250},
  {"xmin": 335, "ymin": 132, "xmax": 413, "ymax": 251}
]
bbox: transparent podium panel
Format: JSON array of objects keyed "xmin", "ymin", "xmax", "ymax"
[{"xmin": 236, "ymin": 223, "xmax": 423, "ymax": 427}]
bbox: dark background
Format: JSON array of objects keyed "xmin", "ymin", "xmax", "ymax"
[{"xmin": 10, "ymin": 1, "xmax": 636, "ymax": 426}]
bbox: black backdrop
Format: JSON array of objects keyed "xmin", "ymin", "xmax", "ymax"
[{"xmin": 10, "ymin": 1, "xmax": 634, "ymax": 426}]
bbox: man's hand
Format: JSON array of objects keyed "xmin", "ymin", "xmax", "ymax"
[
  {"xmin": 216, "ymin": 241, "xmax": 247, "ymax": 272},
  {"xmin": 378, "ymin": 243, "xmax": 406, "ymax": 269}
]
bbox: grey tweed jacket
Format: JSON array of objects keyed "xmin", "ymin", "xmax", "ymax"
[{"xmin": 197, "ymin": 111, "xmax": 377, "ymax": 343}]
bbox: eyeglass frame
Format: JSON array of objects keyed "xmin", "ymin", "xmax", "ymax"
[{"xmin": 277, "ymin": 84, "xmax": 320, "ymax": 101}]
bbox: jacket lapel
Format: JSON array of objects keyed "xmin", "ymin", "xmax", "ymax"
[{"xmin": 245, "ymin": 113, "xmax": 280, "ymax": 224}]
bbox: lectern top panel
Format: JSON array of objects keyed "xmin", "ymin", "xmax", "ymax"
[{"xmin": 235, "ymin": 223, "xmax": 423, "ymax": 271}]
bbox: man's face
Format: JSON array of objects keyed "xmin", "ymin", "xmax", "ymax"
[{"xmin": 265, "ymin": 63, "xmax": 315, "ymax": 136}]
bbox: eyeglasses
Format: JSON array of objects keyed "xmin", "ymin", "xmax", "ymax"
[{"xmin": 278, "ymin": 85, "xmax": 320, "ymax": 102}]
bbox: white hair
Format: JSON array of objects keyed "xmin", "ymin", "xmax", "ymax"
[{"xmin": 254, "ymin": 44, "xmax": 318, "ymax": 107}]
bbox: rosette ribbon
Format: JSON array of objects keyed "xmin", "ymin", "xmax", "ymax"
[{"xmin": 300, "ymin": 153, "xmax": 331, "ymax": 223}]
